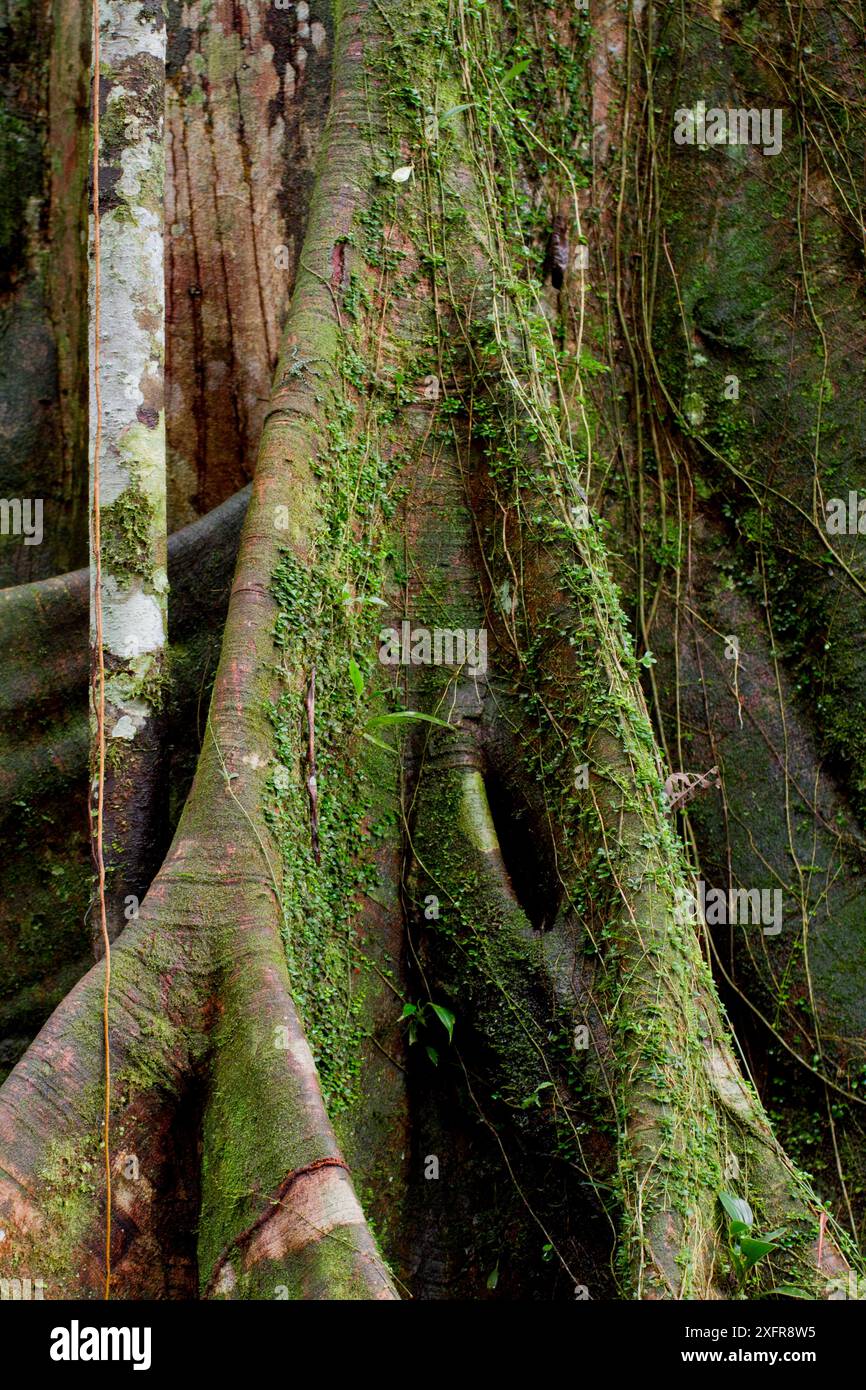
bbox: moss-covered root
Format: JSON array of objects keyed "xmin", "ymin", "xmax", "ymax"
[
  {"xmin": 0, "ymin": 900, "xmax": 206, "ymax": 1298},
  {"xmin": 500, "ymin": 497, "xmax": 852, "ymax": 1294},
  {"xmin": 585, "ymin": 729, "xmax": 847, "ymax": 1299},
  {"xmin": 407, "ymin": 725, "xmax": 586, "ymax": 1145},
  {"xmin": 199, "ymin": 948, "xmax": 395, "ymax": 1299},
  {"xmin": 169, "ymin": 0, "xmax": 398, "ymax": 1297},
  {"xmin": 410, "ymin": 745, "xmax": 548, "ymax": 1057}
]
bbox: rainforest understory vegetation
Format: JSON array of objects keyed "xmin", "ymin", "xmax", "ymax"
[{"xmin": 1, "ymin": 0, "xmax": 866, "ymax": 1301}]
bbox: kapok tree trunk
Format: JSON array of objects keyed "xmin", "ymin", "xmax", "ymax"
[{"xmin": 0, "ymin": 0, "xmax": 862, "ymax": 1302}]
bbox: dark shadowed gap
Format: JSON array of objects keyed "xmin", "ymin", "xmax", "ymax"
[
  {"xmin": 483, "ymin": 765, "xmax": 562, "ymax": 931},
  {"xmin": 147, "ymin": 1066, "xmax": 207, "ymax": 1298}
]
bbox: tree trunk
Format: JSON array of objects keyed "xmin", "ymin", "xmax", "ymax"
[
  {"xmin": 0, "ymin": 0, "xmax": 90, "ymax": 585},
  {"xmin": 89, "ymin": 0, "xmax": 170, "ymax": 946},
  {"xmin": 0, "ymin": 0, "xmax": 864, "ymax": 1301}
]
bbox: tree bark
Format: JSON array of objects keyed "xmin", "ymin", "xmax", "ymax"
[
  {"xmin": 88, "ymin": 0, "xmax": 170, "ymax": 947},
  {"xmin": 0, "ymin": 0, "xmax": 864, "ymax": 1301},
  {"xmin": 0, "ymin": 0, "xmax": 90, "ymax": 585}
]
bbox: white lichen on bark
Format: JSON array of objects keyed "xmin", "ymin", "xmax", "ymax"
[
  {"xmin": 89, "ymin": 0, "xmax": 167, "ymax": 743},
  {"xmin": 88, "ymin": 0, "xmax": 168, "ymax": 936}
]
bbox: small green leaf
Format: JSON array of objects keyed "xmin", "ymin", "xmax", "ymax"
[
  {"xmin": 429, "ymin": 1003, "xmax": 455, "ymax": 1042},
  {"xmin": 365, "ymin": 710, "xmax": 455, "ymax": 731},
  {"xmin": 439, "ymin": 103, "xmax": 474, "ymax": 124},
  {"xmin": 719, "ymin": 1191, "xmax": 754, "ymax": 1227},
  {"xmin": 400, "ymin": 1003, "xmax": 417, "ymax": 1019},
  {"xmin": 771, "ymin": 1285, "xmax": 813, "ymax": 1299},
  {"xmin": 502, "ymin": 58, "xmax": 530, "ymax": 84},
  {"xmin": 425, "ymin": 1045, "xmax": 439, "ymax": 1066},
  {"xmin": 361, "ymin": 731, "xmax": 398, "ymax": 754},
  {"xmin": 486, "ymin": 1263, "xmax": 499, "ymax": 1290},
  {"xmin": 520, "ymin": 1081, "xmax": 553, "ymax": 1109},
  {"xmin": 348, "ymin": 657, "xmax": 364, "ymax": 698},
  {"xmin": 738, "ymin": 1237, "xmax": 777, "ymax": 1269}
]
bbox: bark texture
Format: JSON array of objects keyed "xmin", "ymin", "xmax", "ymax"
[
  {"xmin": 88, "ymin": 0, "xmax": 170, "ymax": 945},
  {"xmin": 0, "ymin": 0, "xmax": 864, "ymax": 1302},
  {"xmin": 0, "ymin": 0, "xmax": 90, "ymax": 585}
]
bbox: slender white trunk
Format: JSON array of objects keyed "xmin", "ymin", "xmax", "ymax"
[{"xmin": 88, "ymin": 0, "xmax": 168, "ymax": 945}]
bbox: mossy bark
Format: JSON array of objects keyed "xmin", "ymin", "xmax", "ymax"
[
  {"xmin": 0, "ymin": 0, "xmax": 864, "ymax": 1301},
  {"xmin": 598, "ymin": 0, "xmax": 866, "ymax": 1247}
]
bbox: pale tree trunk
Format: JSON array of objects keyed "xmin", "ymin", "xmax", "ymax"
[{"xmin": 89, "ymin": 0, "xmax": 169, "ymax": 946}]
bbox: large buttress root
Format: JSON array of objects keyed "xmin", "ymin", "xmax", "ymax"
[{"xmin": 368, "ymin": 0, "xmax": 854, "ymax": 1295}]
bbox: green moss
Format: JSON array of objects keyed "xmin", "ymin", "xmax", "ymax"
[
  {"xmin": 35, "ymin": 1104, "xmax": 104, "ymax": 1292},
  {"xmin": 100, "ymin": 487, "xmax": 157, "ymax": 584},
  {"xmin": 267, "ymin": 432, "xmax": 402, "ymax": 1113}
]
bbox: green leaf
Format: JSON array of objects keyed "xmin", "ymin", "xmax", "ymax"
[
  {"xmin": 770, "ymin": 1285, "xmax": 813, "ymax": 1299},
  {"xmin": 719, "ymin": 1191, "xmax": 754, "ymax": 1227},
  {"xmin": 348, "ymin": 657, "xmax": 364, "ymax": 698},
  {"xmin": 439, "ymin": 103, "xmax": 474, "ymax": 124},
  {"xmin": 429, "ymin": 1003, "xmax": 455, "ymax": 1042},
  {"xmin": 520, "ymin": 1081, "xmax": 553, "ymax": 1109},
  {"xmin": 400, "ymin": 1003, "xmax": 417, "ymax": 1019},
  {"xmin": 361, "ymin": 731, "xmax": 398, "ymax": 755},
  {"xmin": 365, "ymin": 710, "xmax": 455, "ymax": 731},
  {"xmin": 738, "ymin": 1237, "xmax": 777, "ymax": 1269},
  {"xmin": 486, "ymin": 1263, "xmax": 499, "ymax": 1291},
  {"xmin": 425, "ymin": 1045, "xmax": 439, "ymax": 1066},
  {"xmin": 502, "ymin": 58, "xmax": 530, "ymax": 84},
  {"xmin": 577, "ymin": 349, "xmax": 611, "ymax": 377}
]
